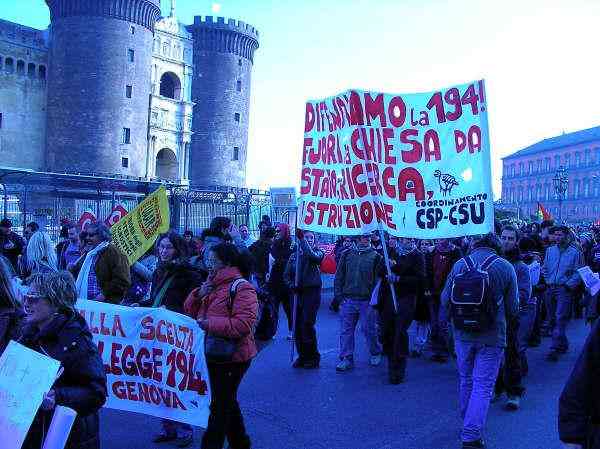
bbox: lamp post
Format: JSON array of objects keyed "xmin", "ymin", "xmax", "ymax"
[{"xmin": 553, "ymin": 166, "xmax": 569, "ymax": 223}]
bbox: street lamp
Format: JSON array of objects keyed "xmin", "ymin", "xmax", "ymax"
[{"xmin": 553, "ymin": 166, "xmax": 569, "ymax": 223}]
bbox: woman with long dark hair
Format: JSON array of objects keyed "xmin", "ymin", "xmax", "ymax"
[
  {"xmin": 268, "ymin": 223, "xmax": 293, "ymax": 337},
  {"xmin": 142, "ymin": 232, "xmax": 203, "ymax": 447},
  {"xmin": 185, "ymin": 242, "xmax": 258, "ymax": 449}
]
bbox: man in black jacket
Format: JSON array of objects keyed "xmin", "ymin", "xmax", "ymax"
[
  {"xmin": 559, "ymin": 319, "xmax": 600, "ymax": 449},
  {"xmin": 285, "ymin": 230, "xmax": 324, "ymax": 369}
]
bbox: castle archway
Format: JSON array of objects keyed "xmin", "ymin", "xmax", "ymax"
[
  {"xmin": 156, "ymin": 148, "xmax": 178, "ymax": 180},
  {"xmin": 159, "ymin": 72, "xmax": 182, "ymax": 100}
]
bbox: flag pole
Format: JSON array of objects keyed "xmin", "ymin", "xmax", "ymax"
[
  {"xmin": 290, "ymin": 215, "xmax": 301, "ymax": 363},
  {"xmin": 356, "ymin": 125, "xmax": 398, "ymax": 314}
]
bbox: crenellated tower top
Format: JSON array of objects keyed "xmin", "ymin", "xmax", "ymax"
[
  {"xmin": 187, "ymin": 16, "xmax": 259, "ymax": 62},
  {"xmin": 45, "ymin": 0, "xmax": 161, "ymax": 31}
]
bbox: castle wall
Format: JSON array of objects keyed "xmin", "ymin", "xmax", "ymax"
[
  {"xmin": 187, "ymin": 16, "xmax": 259, "ymax": 188},
  {"xmin": 44, "ymin": 0, "xmax": 161, "ymax": 178},
  {"xmin": 0, "ymin": 19, "xmax": 48, "ymax": 171}
]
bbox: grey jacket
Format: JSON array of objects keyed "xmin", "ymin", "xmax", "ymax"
[
  {"xmin": 441, "ymin": 247, "xmax": 519, "ymax": 348},
  {"xmin": 334, "ymin": 246, "xmax": 382, "ymax": 301},
  {"xmin": 542, "ymin": 244, "xmax": 584, "ymax": 289}
]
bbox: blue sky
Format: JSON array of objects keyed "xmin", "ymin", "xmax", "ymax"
[{"xmin": 3, "ymin": 0, "xmax": 600, "ymax": 197}]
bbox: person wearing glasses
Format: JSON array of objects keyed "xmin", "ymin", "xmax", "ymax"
[
  {"xmin": 20, "ymin": 271, "xmax": 107, "ymax": 449},
  {"xmin": 70, "ymin": 223, "xmax": 130, "ymax": 303}
]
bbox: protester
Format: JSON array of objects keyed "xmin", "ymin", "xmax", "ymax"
[
  {"xmin": 558, "ymin": 318, "xmax": 600, "ymax": 449},
  {"xmin": 0, "ymin": 256, "xmax": 23, "ymax": 354},
  {"xmin": 21, "ymin": 271, "xmax": 107, "ymax": 449},
  {"xmin": 249, "ymin": 227, "xmax": 276, "ymax": 285},
  {"xmin": 519, "ymin": 236, "xmax": 544, "ymax": 371},
  {"xmin": 334, "ymin": 233, "xmax": 383, "ymax": 372},
  {"xmin": 22, "ymin": 231, "xmax": 58, "ymax": 283},
  {"xmin": 239, "ymin": 224, "xmax": 255, "ymax": 247},
  {"xmin": 58, "ymin": 223, "xmax": 81, "ymax": 270},
  {"xmin": 0, "ymin": 218, "xmax": 25, "ymax": 272},
  {"xmin": 23, "ymin": 221, "xmax": 39, "ymax": 243},
  {"xmin": 426, "ymin": 238, "xmax": 462, "ymax": 363},
  {"xmin": 284, "ymin": 229, "xmax": 324, "ymax": 369},
  {"xmin": 184, "ymin": 242, "xmax": 258, "ymax": 449},
  {"xmin": 140, "ymin": 232, "xmax": 202, "ymax": 446},
  {"xmin": 268, "ymin": 223, "xmax": 294, "ymax": 337},
  {"xmin": 71, "ymin": 223, "xmax": 131, "ymax": 302},
  {"xmin": 376, "ymin": 237, "xmax": 425, "ymax": 383},
  {"xmin": 494, "ymin": 225, "xmax": 530, "ymax": 410},
  {"xmin": 441, "ymin": 233, "xmax": 519, "ymax": 449},
  {"xmin": 542, "ymin": 225, "xmax": 584, "ymax": 361},
  {"xmin": 540, "ymin": 219, "xmax": 555, "ymax": 251},
  {"xmin": 122, "ymin": 247, "xmax": 157, "ymax": 305},
  {"xmin": 200, "ymin": 217, "xmax": 246, "ymax": 271}
]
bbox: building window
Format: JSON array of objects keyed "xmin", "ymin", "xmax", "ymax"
[
  {"xmin": 5, "ymin": 57, "xmax": 13, "ymax": 73},
  {"xmin": 0, "ymin": 113, "xmax": 3, "ymax": 129},
  {"xmin": 27, "ymin": 63, "xmax": 35, "ymax": 77},
  {"xmin": 585, "ymin": 148, "xmax": 591, "ymax": 166},
  {"xmin": 122, "ymin": 127, "xmax": 131, "ymax": 144},
  {"xmin": 537, "ymin": 159, "xmax": 542, "ymax": 173},
  {"xmin": 0, "ymin": 56, "xmax": 3, "ymax": 70},
  {"xmin": 236, "ymin": 80, "xmax": 242, "ymax": 92},
  {"xmin": 234, "ymin": 113, "xmax": 240, "ymax": 123},
  {"xmin": 127, "ymin": 49, "xmax": 135, "ymax": 62},
  {"xmin": 575, "ymin": 152, "xmax": 581, "ymax": 168},
  {"xmin": 238, "ymin": 58, "xmax": 242, "ymax": 66},
  {"xmin": 510, "ymin": 164, "xmax": 515, "ymax": 177},
  {"xmin": 519, "ymin": 162, "xmax": 524, "ymax": 176},
  {"xmin": 130, "ymin": 26, "xmax": 135, "ymax": 35},
  {"xmin": 16, "ymin": 60, "xmax": 24, "ymax": 75},
  {"xmin": 159, "ymin": 72, "xmax": 181, "ymax": 99},
  {"xmin": 545, "ymin": 157, "xmax": 550, "ymax": 172},
  {"xmin": 121, "ymin": 157, "xmax": 129, "ymax": 168},
  {"xmin": 528, "ymin": 161, "xmax": 533, "ymax": 174},
  {"xmin": 126, "ymin": 85, "xmax": 132, "ymax": 98},
  {"xmin": 38, "ymin": 65, "xmax": 46, "ymax": 79},
  {"xmin": 584, "ymin": 179, "xmax": 590, "ymax": 197},
  {"xmin": 232, "ymin": 146, "xmax": 240, "ymax": 161},
  {"xmin": 565, "ymin": 153, "xmax": 570, "ymax": 168}
]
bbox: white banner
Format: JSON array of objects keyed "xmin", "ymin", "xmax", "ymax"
[
  {"xmin": 0, "ymin": 341, "xmax": 61, "ymax": 449},
  {"xmin": 76, "ymin": 300, "xmax": 210, "ymax": 427},
  {"xmin": 298, "ymin": 80, "xmax": 494, "ymax": 238}
]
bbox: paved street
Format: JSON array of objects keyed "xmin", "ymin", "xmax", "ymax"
[{"xmin": 101, "ymin": 297, "xmax": 590, "ymax": 449}]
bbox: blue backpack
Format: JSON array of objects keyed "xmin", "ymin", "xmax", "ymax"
[{"xmin": 450, "ymin": 255, "xmax": 499, "ymax": 333}]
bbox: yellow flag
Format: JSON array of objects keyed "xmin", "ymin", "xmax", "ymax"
[{"xmin": 111, "ymin": 186, "xmax": 170, "ymax": 265}]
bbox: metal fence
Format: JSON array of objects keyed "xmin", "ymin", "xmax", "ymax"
[{"xmin": 0, "ymin": 168, "xmax": 297, "ymax": 244}]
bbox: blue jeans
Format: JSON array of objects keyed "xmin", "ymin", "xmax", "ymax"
[
  {"xmin": 339, "ymin": 299, "xmax": 382, "ymax": 360},
  {"xmin": 455, "ymin": 340, "xmax": 504, "ymax": 443},
  {"xmin": 546, "ymin": 286, "xmax": 572, "ymax": 352}
]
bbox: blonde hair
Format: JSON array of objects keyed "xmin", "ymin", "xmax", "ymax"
[
  {"xmin": 30, "ymin": 271, "xmax": 78, "ymax": 313},
  {"xmin": 26, "ymin": 231, "xmax": 58, "ymax": 274}
]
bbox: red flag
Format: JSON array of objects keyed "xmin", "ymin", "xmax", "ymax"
[
  {"xmin": 78, "ymin": 209, "xmax": 97, "ymax": 231},
  {"xmin": 537, "ymin": 202, "xmax": 552, "ymax": 221},
  {"xmin": 105, "ymin": 204, "xmax": 128, "ymax": 227}
]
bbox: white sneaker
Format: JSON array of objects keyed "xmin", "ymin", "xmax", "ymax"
[
  {"xmin": 336, "ymin": 359, "xmax": 354, "ymax": 372},
  {"xmin": 369, "ymin": 354, "xmax": 382, "ymax": 366}
]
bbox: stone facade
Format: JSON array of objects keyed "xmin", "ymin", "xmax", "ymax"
[
  {"xmin": 501, "ymin": 126, "xmax": 600, "ymax": 222},
  {"xmin": 0, "ymin": 1, "xmax": 258, "ymax": 187},
  {"xmin": 0, "ymin": 19, "xmax": 48, "ymax": 170},
  {"xmin": 44, "ymin": 0, "xmax": 161, "ymax": 178},
  {"xmin": 148, "ymin": 11, "xmax": 194, "ymax": 183},
  {"xmin": 187, "ymin": 16, "xmax": 259, "ymax": 187}
]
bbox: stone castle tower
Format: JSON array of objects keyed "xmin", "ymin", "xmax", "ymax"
[
  {"xmin": 187, "ymin": 16, "xmax": 259, "ymax": 187},
  {"xmin": 44, "ymin": 0, "xmax": 161, "ymax": 177}
]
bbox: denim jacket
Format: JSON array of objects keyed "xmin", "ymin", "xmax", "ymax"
[{"xmin": 441, "ymin": 247, "xmax": 519, "ymax": 348}]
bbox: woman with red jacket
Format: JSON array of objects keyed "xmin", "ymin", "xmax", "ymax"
[{"xmin": 184, "ymin": 242, "xmax": 258, "ymax": 449}]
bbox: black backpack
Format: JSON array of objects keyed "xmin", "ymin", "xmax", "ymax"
[{"xmin": 450, "ymin": 255, "xmax": 499, "ymax": 333}]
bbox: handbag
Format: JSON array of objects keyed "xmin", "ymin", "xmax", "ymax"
[{"xmin": 204, "ymin": 278, "xmax": 247, "ymax": 363}]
